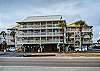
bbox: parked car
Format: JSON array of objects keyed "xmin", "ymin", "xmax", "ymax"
[
  {"xmin": 88, "ymin": 46, "xmax": 100, "ymax": 52},
  {"xmin": 75, "ymin": 47, "xmax": 87, "ymax": 51},
  {"xmin": 6, "ymin": 47, "xmax": 16, "ymax": 52}
]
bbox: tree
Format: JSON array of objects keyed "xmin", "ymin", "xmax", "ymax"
[
  {"xmin": 0, "ymin": 31, "xmax": 7, "ymax": 51},
  {"xmin": 97, "ymin": 39, "xmax": 100, "ymax": 43},
  {"xmin": 66, "ymin": 32, "xmax": 72, "ymax": 51},
  {"xmin": 73, "ymin": 20, "xmax": 88, "ymax": 51},
  {"xmin": 87, "ymin": 32, "xmax": 93, "ymax": 39},
  {"xmin": 0, "ymin": 31, "xmax": 6, "ymax": 41},
  {"xmin": 59, "ymin": 20, "xmax": 66, "ymax": 52},
  {"xmin": 10, "ymin": 31, "xmax": 16, "ymax": 42},
  {"xmin": 67, "ymin": 32, "xmax": 72, "ymax": 42}
]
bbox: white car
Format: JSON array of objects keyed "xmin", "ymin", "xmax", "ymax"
[
  {"xmin": 75, "ymin": 48, "xmax": 81, "ymax": 51},
  {"xmin": 7, "ymin": 47, "xmax": 16, "ymax": 52},
  {"xmin": 75, "ymin": 47, "xmax": 87, "ymax": 51}
]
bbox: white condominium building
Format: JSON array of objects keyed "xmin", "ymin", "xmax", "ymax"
[
  {"xmin": 66, "ymin": 20, "xmax": 93, "ymax": 50},
  {"xmin": 6, "ymin": 26, "xmax": 17, "ymax": 48},
  {"xmin": 6, "ymin": 15, "xmax": 93, "ymax": 52},
  {"xmin": 15, "ymin": 15, "xmax": 66, "ymax": 52}
]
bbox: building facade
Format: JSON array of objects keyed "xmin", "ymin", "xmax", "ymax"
[
  {"xmin": 4, "ymin": 15, "xmax": 93, "ymax": 52},
  {"xmin": 6, "ymin": 26, "xmax": 17, "ymax": 48},
  {"xmin": 15, "ymin": 15, "xmax": 66, "ymax": 52},
  {"xmin": 66, "ymin": 20, "xmax": 93, "ymax": 50}
]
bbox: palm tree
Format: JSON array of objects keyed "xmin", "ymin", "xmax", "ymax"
[
  {"xmin": 0, "ymin": 31, "xmax": 6, "ymax": 41},
  {"xmin": 10, "ymin": 31, "xmax": 16, "ymax": 49},
  {"xmin": 0, "ymin": 31, "xmax": 7, "ymax": 51},
  {"xmin": 59, "ymin": 20, "xmax": 66, "ymax": 52},
  {"xmin": 73, "ymin": 20, "xmax": 88, "ymax": 51},
  {"xmin": 67, "ymin": 32, "xmax": 72, "ymax": 42},
  {"xmin": 10, "ymin": 31, "xmax": 16, "ymax": 42},
  {"xmin": 87, "ymin": 32, "xmax": 93, "ymax": 39},
  {"xmin": 66, "ymin": 32, "xmax": 72, "ymax": 51},
  {"xmin": 87, "ymin": 32, "xmax": 93, "ymax": 46},
  {"xmin": 97, "ymin": 39, "xmax": 100, "ymax": 43}
]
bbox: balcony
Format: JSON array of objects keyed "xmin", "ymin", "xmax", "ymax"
[
  {"xmin": 82, "ymin": 29, "xmax": 92, "ymax": 32},
  {"xmin": 84, "ymin": 35, "xmax": 91, "ymax": 38},
  {"xmin": 67, "ymin": 41, "xmax": 74, "ymax": 44},
  {"xmin": 52, "ymin": 32, "xmax": 62, "ymax": 35},
  {"xmin": 41, "ymin": 32, "xmax": 46, "ymax": 35},
  {"xmin": 47, "ymin": 24, "xmax": 52, "ymax": 27},
  {"xmin": 53, "ymin": 39, "xmax": 59, "ymax": 42},
  {"xmin": 41, "ymin": 25, "xmax": 46, "ymax": 27},
  {"xmin": 17, "ymin": 32, "xmax": 62, "ymax": 37},
  {"xmin": 83, "ymin": 40, "xmax": 92, "ymax": 44},
  {"xmin": 19, "ymin": 25, "xmax": 41, "ymax": 30},
  {"xmin": 41, "ymin": 40, "xmax": 46, "ymax": 43},
  {"xmin": 47, "ymin": 32, "xmax": 52, "ymax": 35},
  {"xmin": 6, "ymin": 36, "xmax": 13, "ymax": 39},
  {"xmin": 52, "ymin": 24, "xmax": 59, "ymax": 27},
  {"xmin": 67, "ymin": 28, "xmax": 92, "ymax": 32},
  {"xmin": 17, "ymin": 38, "xmax": 62, "ymax": 44},
  {"xmin": 17, "ymin": 40, "xmax": 40, "ymax": 44},
  {"xmin": 7, "ymin": 42, "xmax": 15, "ymax": 45}
]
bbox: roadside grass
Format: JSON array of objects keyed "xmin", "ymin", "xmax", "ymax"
[{"xmin": 57, "ymin": 52, "xmax": 100, "ymax": 57}]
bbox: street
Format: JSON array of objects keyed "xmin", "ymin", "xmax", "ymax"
[
  {"xmin": 0, "ymin": 57, "xmax": 100, "ymax": 67},
  {"xmin": 0, "ymin": 66, "xmax": 100, "ymax": 71},
  {"xmin": 0, "ymin": 57, "xmax": 100, "ymax": 71}
]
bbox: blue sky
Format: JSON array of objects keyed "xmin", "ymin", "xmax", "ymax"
[{"xmin": 0, "ymin": 0, "xmax": 100, "ymax": 42}]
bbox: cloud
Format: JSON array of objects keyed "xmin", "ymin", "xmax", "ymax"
[{"xmin": 0, "ymin": 0, "xmax": 100, "ymax": 42}]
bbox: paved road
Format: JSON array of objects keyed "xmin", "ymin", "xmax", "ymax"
[
  {"xmin": 0, "ymin": 57, "xmax": 100, "ymax": 67},
  {"xmin": 0, "ymin": 66, "xmax": 100, "ymax": 71}
]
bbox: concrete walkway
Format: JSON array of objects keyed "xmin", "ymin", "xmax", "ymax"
[
  {"xmin": 0, "ymin": 52, "xmax": 100, "ymax": 57},
  {"xmin": 0, "ymin": 52, "xmax": 5, "ymax": 55}
]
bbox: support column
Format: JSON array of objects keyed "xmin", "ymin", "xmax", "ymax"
[
  {"xmin": 57, "ymin": 43, "xmax": 60, "ymax": 52},
  {"xmin": 37, "ymin": 44, "xmax": 42, "ymax": 53}
]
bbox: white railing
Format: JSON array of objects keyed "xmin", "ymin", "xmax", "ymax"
[
  {"xmin": 82, "ymin": 29, "xmax": 92, "ymax": 32},
  {"xmin": 17, "ymin": 39, "xmax": 61, "ymax": 44},
  {"xmin": 20, "ymin": 25, "xmax": 41, "ymax": 28},
  {"xmin": 84, "ymin": 35, "xmax": 90, "ymax": 38},
  {"xmin": 67, "ymin": 29, "xmax": 92, "ymax": 32},
  {"xmin": 19, "ymin": 24, "xmax": 61, "ymax": 29},
  {"xmin": 7, "ymin": 42, "xmax": 15, "ymax": 45},
  {"xmin": 47, "ymin": 24, "xmax": 52, "ymax": 27},
  {"xmin": 83, "ymin": 41, "xmax": 92, "ymax": 44},
  {"xmin": 17, "ymin": 32, "xmax": 62, "ymax": 36},
  {"xmin": 6, "ymin": 36, "xmax": 13, "ymax": 39},
  {"xmin": 52, "ymin": 24, "xmax": 59, "ymax": 27},
  {"xmin": 68, "ymin": 41, "xmax": 74, "ymax": 43},
  {"xmin": 41, "ymin": 32, "xmax": 46, "ymax": 35},
  {"xmin": 47, "ymin": 32, "xmax": 52, "ymax": 35}
]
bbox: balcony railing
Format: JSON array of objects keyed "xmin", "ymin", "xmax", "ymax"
[
  {"xmin": 17, "ymin": 39, "xmax": 62, "ymax": 44},
  {"xmin": 47, "ymin": 24, "xmax": 52, "ymax": 27},
  {"xmin": 17, "ymin": 32, "xmax": 62, "ymax": 36},
  {"xmin": 41, "ymin": 32, "xmax": 46, "ymax": 35},
  {"xmin": 6, "ymin": 36, "xmax": 13, "ymax": 39},
  {"xmin": 47, "ymin": 32, "xmax": 52, "ymax": 35},
  {"xmin": 41, "ymin": 25, "xmax": 46, "ymax": 27},
  {"xmin": 7, "ymin": 42, "xmax": 15, "ymax": 45},
  {"xmin": 82, "ymin": 41, "xmax": 92, "ymax": 44},
  {"xmin": 52, "ymin": 24, "xmax": 59, "ymax": 27},
  {"xmin": 20, "ymin": 25, "xmax": 41, "ymax": 28},
  {"xmin": 19, "ymin": 24, "xmax": 61, "ymax": 29},
  {"xmin": 67, "ymin": 41, "xmax": 74, "ymax": 44},
  {"xmin": 67, "ymin": 29, "xmax": 92, "ymax": 32}
]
